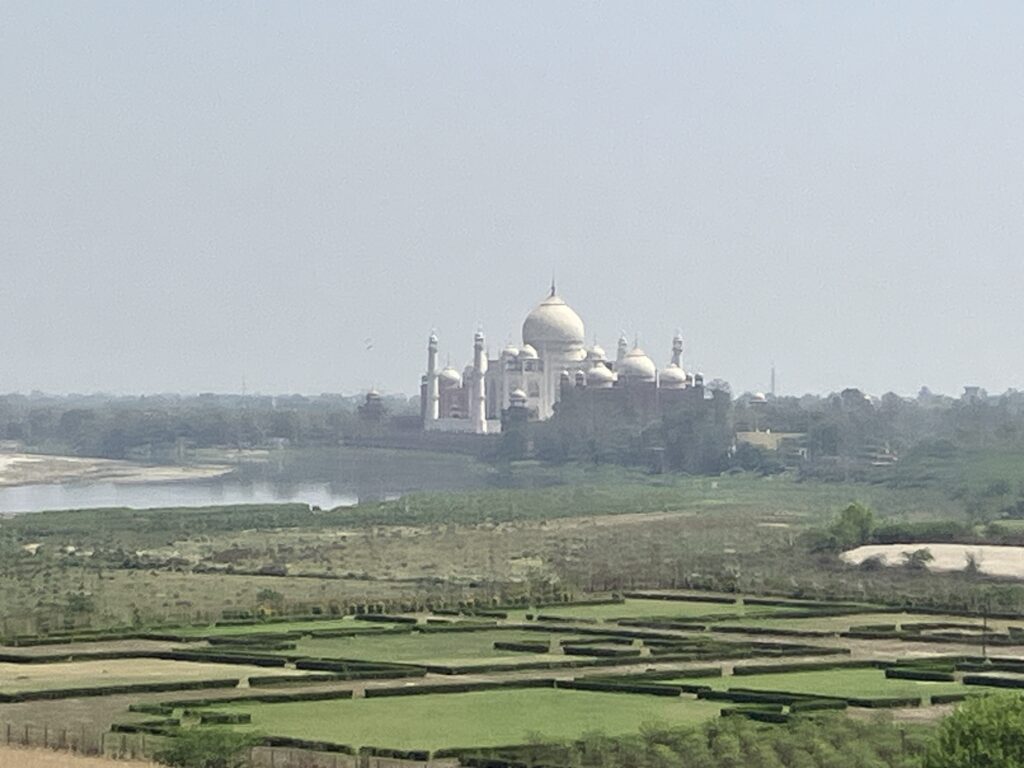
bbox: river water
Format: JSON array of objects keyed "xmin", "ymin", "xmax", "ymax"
[{"xmin": 0, "ymin": 447, "xmax": 490, "ymax": 514}]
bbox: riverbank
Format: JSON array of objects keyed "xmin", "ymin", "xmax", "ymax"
[{"xmin": 0, "ymin": 452, "xmax": 232, "ymax": 488}]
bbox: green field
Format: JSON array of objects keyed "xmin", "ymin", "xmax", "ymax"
[
  {"xmin": 677, "ymin": 668, "xmax": 967, "ymax": 701},
  {"xmin": 272, "ymin": 629, "xmax": 567, "ymax": 665},
  {"xmin": 216, "ymin": 688, "xmax": 722, "ymax": 749},
  {"xmin": 173, "ymin": 617, "xmax": 401, "ymax": 638},
  {"xmin": 505, "ymin": 598, "xmax": 779, "ymax": 623}
]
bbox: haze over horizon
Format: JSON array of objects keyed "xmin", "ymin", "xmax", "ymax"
[{"xmin": 3, "ymin": 2, "xmax": 1023, "ymax": 399}]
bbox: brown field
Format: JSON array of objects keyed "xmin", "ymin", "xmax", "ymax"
[
  {"xmin": 0, "ymin": 745, "xmax": 155, "ymax": 767},
  {"xmin": 0, "ymin": 659, "xmax": 310, "ymax": 694}
]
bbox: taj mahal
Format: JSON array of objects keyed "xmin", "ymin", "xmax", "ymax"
[{"xmin": 420, "ymin": 285, "xmax": 705, "ymax": 434}]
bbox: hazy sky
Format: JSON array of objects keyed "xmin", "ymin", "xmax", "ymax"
[{"xmin": 2, "ymin": 2, "xmax": 1022, "ymax": 398}]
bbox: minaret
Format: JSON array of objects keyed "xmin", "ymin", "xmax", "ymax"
[
  {"xmin": 671, "ymin": 331, "xmax": 683, "ymax": 368},
  {"xmin": 471, "ymin": 329, "xmax": 488, "ymax": 434},
  {"xmin": 425, "ymin": 332, "xmax": 440, "ymax": 425},
  {"xmin": 616, "ymin": 332, "xmax": 628, "ymax": 364}
]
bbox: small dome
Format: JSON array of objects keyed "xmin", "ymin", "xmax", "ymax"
[
  {"xmin": 660, "ymin": 364, "xmax": 687, "ymax": 389},
  {"xmin": 366, "ymin": 388, "xmax": 382, "ymax": 400},
  {"xmin": 509, "ymin": 387, "xmax": 528, "ymax": 405},
  {"xmin": 522, "ymin": 292, "xmax": 585, "ymax": 348},
  {"xmin": 750, "ymin": 392, "xmax": 767, "ymax": 403},
  {"xmin": 519, "ymin": 344, "xmax": 539, "ymax": 359},
  {"xmin": 587, "ymin": 344, "xmax": 607, "ymax": 362},
  {"xmin": 438, "ymin": 367, "xmax": 462, "ymax": 387},
  {"xmin": 502, "ymin": 343, "xmax": 520, "ymax": 358},
  {"xmin": 617, "ymin": 347, "xmax": 657, "ymax": 381},
  {"xmin": 587, "ymin": 363, "xmax": 616, "ymax": 387}
]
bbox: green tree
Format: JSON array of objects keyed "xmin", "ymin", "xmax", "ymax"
[
  {"xmin": 829, "ymin": 502, "xmax": 875, "ymax": 549},
  {"xmin": 154, "ymin": 728, "xmax": 260, "ymax": 768},
  {"xmin": 924, "ymin": 693, "xmax": 1024, "ymax": 768},
  {"xmin": 902, "ymin": 547, "xmax": 935, "ymax": 571}
]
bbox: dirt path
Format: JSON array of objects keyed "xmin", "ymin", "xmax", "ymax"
[{"xmin": 0, "ymin": 745, "xmax": 155, "ymax": 767}]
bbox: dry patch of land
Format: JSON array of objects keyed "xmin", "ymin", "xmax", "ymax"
[
  {"xmin": 0, "ymin": 659, "xmax": 310, "ymax": 694},
  {"xmin": 0, "ymin": 746, "xmax": 155, "ymax": 767},
  {"xmin": 842, "ymin": 543, "xmax": 1024, "ymax": 580},
  {"xmin": 0, "ymin": 453, "xmax": 230, "ymax": 488}
]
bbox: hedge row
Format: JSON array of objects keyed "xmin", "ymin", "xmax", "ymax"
[
  {"xmin": 364, "ymin": 678, "xmax": 555, "ymax": 699},
  {"xmin": 623, "ymin": 592, "xmax": 736, "ymax": 605},
  {"xmin": 885, "ymin": 668, "xmax": 956, "ymax": 683},
  {"xmin": 721, "ymin": 708, "xmax": 790, "ymax": 723},
  {"xmin": 111, "ymin": 719, "xmax": 180, "ymax": 735},
  {"xmin": 562, "ymin": 645, "xmax": 641, "ymax": 658},
  {"xmin": 164, "ymin": 688, "xmax": 355, "ymax": 708},
  {"xmin": 555, "ymin": 679, "xmax": 683, "ymax": 697},
  {"xmin": 963, "ymin": 674, "xmax": 1024, "ymax": 690},
  {"xmin": 293, "ymin": 658, "xmax": 425, "ymax": 676},
  {"xmin": 710, "ymin": 626, "xmax": 836, "ymax": 639},
  {"xmin": 199, "ymin": 711, "xmax": 252, "ymax": 725},
  {"xmin": 789, "ymin": 698, "xmax": 848, "ymax": 713},
  {"xmin": 733, "ymin": 660, "xmax": 880, "ymax": 676},
  {"xmin": 0, "ymin": 677, "xmax": 239, "ymax": 703},
  {"xmin": 247, "ymin": 673, "xmax": 345, "ymax": 687},
  {"xmin": 354, "ymin": 614, "xmax": 418, "ymax": 625},
  {"xmin": 492, "ymin": 641, "xmax": 549, "ymax": 654},
  {"xmin": 262, "ymin": 736, "xmax": 354, "ymax": 754}
]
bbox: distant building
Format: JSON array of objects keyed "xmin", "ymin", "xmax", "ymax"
[{"xmin": 420, "ymin": 285, "xmax": 706, "ymax": 434}]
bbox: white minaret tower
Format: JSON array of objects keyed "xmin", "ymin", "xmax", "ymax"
[
  {"xmin": 671, "ymin": 331, "xmax": 683, "ymax": 368},
  {"xmin": 471, "ymin": 329, "xmax": 488, "ymax": 434},
  {"xmin": 426, "ymin": 331, "xmax": 440, "ymax": 425},
  {"xmin": 616, "ymin": 332, "xmax": 628, "ymax": 364}
]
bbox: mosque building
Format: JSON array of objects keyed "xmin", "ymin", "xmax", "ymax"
[{"xmin": 420, "ymin": 285, "xmax": 705, "ymax": 434}]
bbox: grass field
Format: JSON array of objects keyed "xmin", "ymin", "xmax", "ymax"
[
  {"xmin": 216, "ymin": 688, "xmax": 722, "ymax": 749},
  {"xmin": 0, "ymin": 659, "xmax": 299, "ymax": 694},
  {"xmin": 172, "ymin": 616, "xmax": 401, "ymax": 638},
  {"xmin": 272, "ymin": 629, "xmax": 568, "ymax": 665},
  {"xmin": 504, "ymin": 598, "xmax": 781, "ymax": 623},
  {"xmin": 674, "ymin": 668, "xmax": 967, "ymax": 701}
]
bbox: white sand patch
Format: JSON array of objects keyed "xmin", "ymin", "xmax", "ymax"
[
  {"xmin": 842, "ymin": 543, "xmax": 1024, "ymax": 580},
  {"xmin": 0, "ymin": 452, "xmax": 231, "ymax": 487}
]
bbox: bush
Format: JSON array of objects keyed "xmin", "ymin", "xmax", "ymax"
[
  {"xmin": 925, "ymin": 693, "xmax": 1024, "ymax": 768},
  {"xmin": 154, "ymin": 728, "xmax": 261, "ymax": 768}
]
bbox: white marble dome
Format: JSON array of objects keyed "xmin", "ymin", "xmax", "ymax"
[
  {"xmin": 660, "ymin": 363, "xmax": 687, "ymax": 389},
  {"xmin": 586, "ymin": 363, "xmax": 616, "ymax": 387},
  {"xmin": 518, "ymin": 343, "xmax": 539, "ymax": 359},
  {"xmin": 522, "ymin": 292, "xmax": 585, "ymax": 348},
  {"xmin": 438, "ymin": 366, "xmax": 462, "ymax": 386},
  {"xmin": 617, "ymin": 347, "xmax": 657, "ymax": 381}
]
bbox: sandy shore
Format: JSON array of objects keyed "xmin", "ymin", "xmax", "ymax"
[{"xmin": 0, "ymin": 453, "xmax": 232, "ymax": 488}]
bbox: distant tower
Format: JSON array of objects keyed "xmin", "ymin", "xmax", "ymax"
[
  {"xmin": 425, "ymin": 332, "xmax": 440, "ymax": 425},
  {"xmin": 671, "ymin": 331, "xmax": 683, "ymax": 368},
  {"xmin": 616, "ymin": 332, "xmax": 628, "ymax": 364},
  {"xmin": 471, "ymin": 330, "xmax": 488, "ymax": 434},
  {"xmin": 770, "ymin": 363, "xmax": 776, "ymax": 397}
]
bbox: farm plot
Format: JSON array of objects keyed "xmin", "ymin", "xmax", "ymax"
[
  {"xmin": 672, "ymin": 668, "xmax": 966, "ymax": 702},
  {"xmin": 211, "ymin": 688, "xmax": 721, "ymax": 750},
  {"xmin": 504, "ymin": 598, "xmax": 781, "ymax": 623},
  {"xmin": 0, "ymin": 659, "xmax": 304, "ymax": 695},
  {"xmin": 268, "ymin": 629, "xmax": 573, "ymax": 666},
  {"xmin": 172, "ymin": 616, "xmax": 401, "ymax": 638},
  {"xmin": 713, "ymin": 612, "xmax": 971, "ymax": 633}
]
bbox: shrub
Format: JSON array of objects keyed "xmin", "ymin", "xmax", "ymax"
[
  {"xmin": 925, "ymin": 693, "xmax": 1024, "ymax": 768},
  {"xmin": 154, "ymin": 727, "xmax": 261, "ymax": 768}
]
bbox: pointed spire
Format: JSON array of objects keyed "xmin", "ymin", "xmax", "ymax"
[{"xmin": 549, "ymin": 274, "xmax": 557, "ymax": 297}]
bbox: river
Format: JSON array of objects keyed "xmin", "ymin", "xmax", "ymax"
[{"xmin": 0, "ymin": 447, "xmax": 491, "ymax": 514}]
